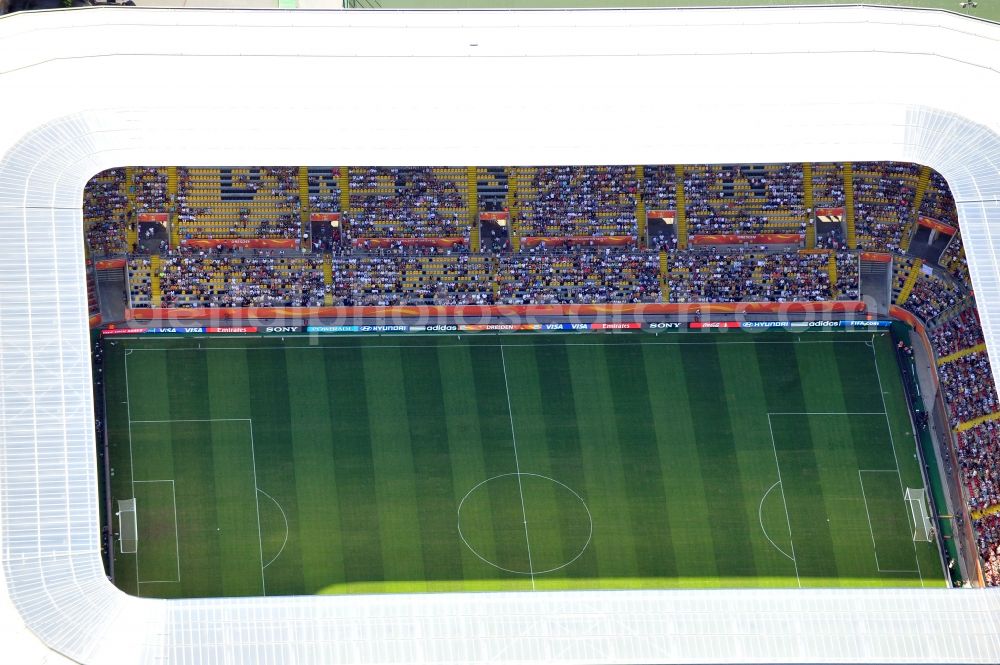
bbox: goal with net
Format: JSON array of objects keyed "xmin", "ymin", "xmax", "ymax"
[
  {"xmin": 904, "ymin": 487, "xmax": 934, "ymax": 542},
  {"xmin": 118, "ymin": 498, "xmax": 137, "ymax": 554}
]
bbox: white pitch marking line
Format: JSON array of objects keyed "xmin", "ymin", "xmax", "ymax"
[
  {"xmin": 766, "ymin": 414, "xmax": 801, "ymax": 588},
  {"xmin": 130, "ymin": 418, "xmax": 251, "ymax": 423},
  {"xmin": 171, "ymin": 479, "xmax": 181, "ymax": 582},
  {"xmin": 123, "ymin": 351, "xmax": 140, "ymax": 596},
  {"xmin": 869, "ymin": 339, "xmax": 924, "ymax": 587},
  {"xmin": 258, "ymin": 488, "xmax": 289, "ymax": 570},
  {"xmin": 248, "ymin": 420, "xmax": 267, "ymax": 595},
  {"xmin": 499, "ymin": 345, "xmax": 535, "ymax": 590},
  {"xmin": 767, "ymin": 412, "xmax": 887, "ymax": 415},
  {"xmin": 858, "ymin": 469, "xmax": 884, "ymax": 571},
  {"xmin": 759, "ymin": 481, "xmax": 794, "ymax": 561}
]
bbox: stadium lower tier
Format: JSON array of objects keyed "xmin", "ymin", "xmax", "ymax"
[
  {"xmin": 102, "ymin": 330, "xmax": 943, "ymax": 598},
  {"xmin": 125, "ymin": 249, "xmax": 860, "ymax": 308}
]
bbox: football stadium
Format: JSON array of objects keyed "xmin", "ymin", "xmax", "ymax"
[{"xmin": 3, "ymin": 5, "xmax": 1000, "ymax": 665}]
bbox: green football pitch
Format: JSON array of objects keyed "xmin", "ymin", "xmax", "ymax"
[{"xmin": 102, "ymin": 329, "xmax": 944, "ymax": 598}]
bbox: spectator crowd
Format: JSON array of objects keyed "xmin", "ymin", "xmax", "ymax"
[
  {"xmin": 84, "ymin": 168, "xmax": 128, "ymax": 255},
  {"xmin": 514, "ymin": 166, "xmax": 638, "ymax": 237},
  {"xmin": 665, "ymin": 250, "xmax": 842, "ymax": 303}
]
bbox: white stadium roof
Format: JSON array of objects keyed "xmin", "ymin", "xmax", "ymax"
[{"xmin": 2, "ymin": 4, "xmax": 1000, "ymax": 664}]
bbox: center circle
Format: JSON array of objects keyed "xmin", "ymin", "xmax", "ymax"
[{"xmin": 457, "ymin": 472, "xmax": 593, "ymax": 576}]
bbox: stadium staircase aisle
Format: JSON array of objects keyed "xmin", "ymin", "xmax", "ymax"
[
  {"xmin": 843, "ymin": 162, "xmax": 857, "ymax": 249},
  {"xmin": 338, "ymin": 167, "xmax": 350, "ymax": 214},
  {"xmin": 125, "ymin": 167, "xmax": 138, "ymax": 250},
  {"xmin": 659, "ymin": 250, "xmax": 670, "ymax": 301},
  {"xmin": 955, "ymin": 410, "xmax": 1000, "ymax": 433},
  {"xmin": 636, "ymin": 165, "xmax": 646, "ymax": 247},
  {"xmin": 149, "ymin": 254, "xmax": 162, "ymax": 307},
  {"xmin": 167, "ymin": 166, "xmax": 178, "ymax": 200},
  {"xmin": 971, "ymin": 502, "xmax": 1000, "ymax": 521},
  {"xmin": 166, "ymin": 167, "xmax": 179, "ymax": 248},
  {"xmin": 322, "ymin": 254, "xmax": 334, "ymax": 305},
  {"xmin": 467, "ymin": 166, "xmax": 479, "ymax": 252},
  {"xmin": 298, "ymin": 166, "xmax": 310, "ymax": 216},
  {"xmin": 804, "ymin": 163, "xmax": 815, "ymax": 248},
  {"xmin": 900, "ymin": 165, "xmax": 933, "ymax": 252},
  {"xmin": 826, "ymin": 252, "xmax": 838, "ymax": 297},
  {"xmin": 507, "ymin": 171, "xmax": 520, "ymax": 252},
  {"xmin": 896, "ymin": 257, "xmax": 923, "ymax": 305},
  {"xmin": 674, "ymin": 164, "xmax": 688, "ymax": 249},
  {"xmin": 936, "ymin": 342, "xmax": 988, "ymax": 366}
]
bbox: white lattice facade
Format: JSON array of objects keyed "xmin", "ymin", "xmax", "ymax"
[{"xmin": 1, "ymin": 5, "xmax": 1000, "ymax": 664}]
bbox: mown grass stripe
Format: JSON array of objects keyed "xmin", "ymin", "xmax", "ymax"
[
  {"xmin": 642, "ymin": 341, "xmax": 718, "ymax": 587},
  {"xmin": 163, "ymin": 350, "xmax": 222, "ymax": 599},
  {"xmin": 401, "ymin": 344, "xmax": 466, "ymax": 582},
  {"xmin": 285, "ymin": 347, "xmax": 347, "ymax": 594},
  {"xmin": 206, "ymin": 350, "xmax": 266, "ymax": 598},
  {"xmin": 363, "ymin": 345, "xmax": 427, "ymax": 584},
  {"xmin": 247, "ymin": 351, "xmax": 305, "ymax": 596},
  {"xmin": 468, "ymin": 344, "xmax": 532, "ymax": 578},
  {"xmin": 523, "ymin": 339, "xmax": 598, "ymax": 579},
  {"xmin": 438, "ymin": 344, "xmax": 511, "ymax": 584},
  {"xmin": 796, "ymin": 343, "xmax": 880, "ymax": 586},
  {"xmin": 325, "ymin": 345, "xmax": 385, "ymax": 584},
  {"xmin": 566, "ymin": 340, "xmax": 640, "ymax": 585},
  {"xmin": 716, "ymin": 342, "xmax": 797, "ymax": 585},
  {"xmin": 681, "ymin": 341, "xmax": 756, "ymax": 579},
  {"xmin": 604, "ymin": 342, "xmax": 678, "ymax": 580}
]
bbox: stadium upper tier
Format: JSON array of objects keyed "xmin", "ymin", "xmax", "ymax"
[{"xmin": 87, "ymin": 161, "xmax": 955, "ymax": 254}]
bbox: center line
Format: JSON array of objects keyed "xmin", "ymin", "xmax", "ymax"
[{"xmin": 499, "ymin": 345, "xmax": 535, "ymax": 589}]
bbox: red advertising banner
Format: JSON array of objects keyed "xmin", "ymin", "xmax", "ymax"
[
  {"xmin": 310, "ymin": 213, "xmax": 341, "ymax": 223},
  {"xmin": 352, "ymin": 237, "xmax": 466, "ymax": 249},
  {"xmin": 479, "ymin": 212, "xmax": 509, "ymax": 222},
  {"xmin": 690, "ymin": 234, "xmax": 803, "ymax": 246},
  {"xmin": 860, "ymin": 252, "xmax": 893, "ymax": 263},
  {"xmin": 461, "ymin": 323, "xmax": 540, "ymax": 332},
  {"xmin": 207, "ymin": 326, "xmax": 259, "ymax": 333},
  {"xmin": 94, "ymin": 258, "xmax": 126, "ymax": 270},
  {"xmin": 798, "ymin": 249, "xmax": 833, "ymax": 255},
  {"xmin": 181, "ymin": 238, "xmax": 299, "ymax": 249},
  {"xmin": 590, "ymin": 322, "xmax": 642, "ymax": 330},
  {"xmin": 102, "ymin": 327, "xmax": 151, "ymax": 335},
  {"xmin": 138, "ymin": 213, "xmax": 168, "ymax": 223},
  {"xmin": 521, "ymin": 236, "xmax": 635, "ymax": 249},
  {"xmin": 646, "ymin": 210, "xmax": 676, "ymax": 219},
  {"xmin": 918, "ymin": 216, "xmax": 958, "ymax": 236},
  {"xmin": 126, "ymin": 301, "xmax": 867, "ymax": 322},
  {"xmin": 689, "ymin": 321, "xmax": 741, "ymax": 329},
  {"xmin": 89, "ymin": 314, "xmax": 102, "ymax": 328}
]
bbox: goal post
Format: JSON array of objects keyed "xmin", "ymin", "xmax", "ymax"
[
  {"xmin": 904, "ymin": 487, "xmax": 934, "ymax": 542},
  {"xmin": 118, "ymin": 498, "xmax": 137, "ymax": 554}
]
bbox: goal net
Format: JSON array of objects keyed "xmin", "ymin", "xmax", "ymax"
[
  {"xmin": 118, "ymin": 498, "xmax": 137, "ymax": 554},
  {"xmin": 904, "ymin": 487, "xmax": 934, "ymax": 542}
]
